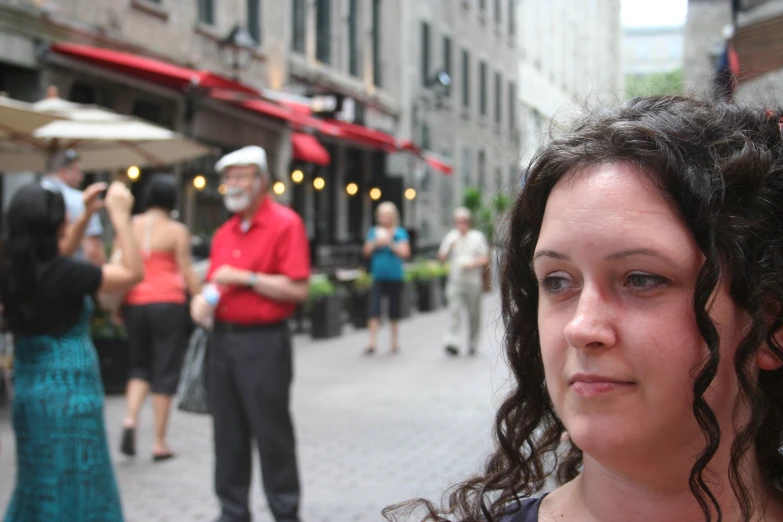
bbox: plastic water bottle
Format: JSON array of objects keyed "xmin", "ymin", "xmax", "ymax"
[{"xmin": 201, "ymin": 284, "xmax": 222, "ymax": 329}]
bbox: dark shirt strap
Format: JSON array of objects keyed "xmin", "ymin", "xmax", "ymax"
[{"xmin": 499, "ymin": 495, "xmax": 545, "ymax": 522}]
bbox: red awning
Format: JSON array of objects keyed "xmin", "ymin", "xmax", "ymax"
[
  {"xmin": 423, "ymin": 152, "xmax": 454, "ymax": 175},
  {"xmin": 51, "ymin": 42, "xmax": 260, "ymax": 96},
  {"xmin": 322, "ymin": 119, "xmax": 398, "ymax": 152},
  {"xmin": 291, "ymin": 132, "xmax": 331, "ymax": 166},
  {"xmin": 236, "ymin": 99, "xmax": 297, "ymax": 122}
]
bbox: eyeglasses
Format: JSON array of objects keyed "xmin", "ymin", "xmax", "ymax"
[{"xmin": 220, "ymin": 172, "xmax": 255, "ymax": 184}]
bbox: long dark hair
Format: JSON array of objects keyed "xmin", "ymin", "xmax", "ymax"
[
  {"xmin": 384, "ymin": 96, "xmax": 783, "ymax": 522},
  {"xmin": 0, "ymin": 182, "xmax": 66, "ymax": 334}
]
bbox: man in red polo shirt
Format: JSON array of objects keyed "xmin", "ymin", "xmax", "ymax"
[{"xmin": 191, "ymin": 145, "xmax": 310, "ymax": 522}]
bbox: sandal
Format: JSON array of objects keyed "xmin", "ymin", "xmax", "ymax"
[
  {"xmin": 363, "ymin": 346, "xmax": 376, "ymax": 356},
  {"xmin": 120, "ymin": 427, "xmax": 136, "ymax": 457},
  {"xmin": 152, "ymin": 452, "xmax": 176, "ymax": 463}
]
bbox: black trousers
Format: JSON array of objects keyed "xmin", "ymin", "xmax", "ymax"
[{"xmin": 209, "ymin": 322, "xmax": 300, "ymax": 522}]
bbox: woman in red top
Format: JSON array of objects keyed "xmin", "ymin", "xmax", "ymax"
[{"xmin": 119, "ymin": 174, "xmax": 201, "ymax": 461}]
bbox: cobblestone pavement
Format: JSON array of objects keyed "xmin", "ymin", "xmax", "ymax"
[{"xmin": 0, "ymin": 294, "xmax": 514, "ymax": 522}]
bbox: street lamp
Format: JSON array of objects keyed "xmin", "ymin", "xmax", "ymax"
[{"xmin": 219, "ymin": 25, "xmax": 257, "ymax": 81}]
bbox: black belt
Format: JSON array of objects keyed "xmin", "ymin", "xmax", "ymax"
[{"xmin": 213, "ymin": 321, "xmax": 287, "ymax": 334}]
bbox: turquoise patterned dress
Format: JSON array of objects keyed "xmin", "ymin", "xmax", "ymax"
[{"xmin": 4, "ymin": 297, "xmax": 124, "ymax": 522}]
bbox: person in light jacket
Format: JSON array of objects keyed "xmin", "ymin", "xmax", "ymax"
[{"xmin": 438, "ymin": 207, "xmax": 489, "ymax": 356}]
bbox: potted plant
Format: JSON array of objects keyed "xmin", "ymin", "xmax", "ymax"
[
  {"xmin": 91, "ymin": 307, "xmax": 130, "ymax": 395},
  {"xmin": 399, "ymin": 270, "xmax": 414, "ymax": 319},
  {"xmin": 307, "ymin": 275, "xmax": 343, "ymax": 339},
  {"xmin": 463, "ymin": 188, "xmax": 512, "ymax": 293},
  {"xmin": 413, "ymin": 260, "xmax": 444, "ymax": 312},
  {"xmin": 349, "ymin": 271, "xmax": 373, "ymax": 329}
]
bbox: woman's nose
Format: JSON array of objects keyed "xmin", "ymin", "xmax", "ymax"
[{"xmin": 562, "ymin": 285, "xmax": 618, "ymax": 351}]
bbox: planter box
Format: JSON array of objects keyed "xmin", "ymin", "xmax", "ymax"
[
  {"xmin": 310, "ymin": 294, "xmax": 344, "ymax": 339},
  {"xmin": 399, "ymin": 282, "xmax": 413, "ymax": 319},
  {"xmin": 439, "ymin": 276, "xmax": 449, "ymax": 307},
  {"xmin": 416, "ymin": 279, "xmax": 443, "ymax": 312},
  {"xmin": 350, "ymin": 289, "xmax": 370, "ymax": 329},
  {"xmin": 93, "ymin": 337, "xmax": 129, "ymax": 395}
]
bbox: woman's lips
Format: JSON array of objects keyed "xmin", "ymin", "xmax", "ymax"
[{"xmin": 569, "ymin": 374, "xmax": 636, "ymax": 397}]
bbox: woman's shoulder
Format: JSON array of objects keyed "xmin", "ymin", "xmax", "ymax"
[{"xmin": 499, "ymin": 496, "xmax": 545, "ymax": 522}]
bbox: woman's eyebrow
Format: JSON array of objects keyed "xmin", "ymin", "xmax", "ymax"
[
  {"xmin": 604, "ymin": 248, "xmax": 679, "ymax": 268},
  {"xmin": 532, "ymin": 248, "xmax": 679, "ymax": 268},
  {"xmin": 533, "ymin": 250, "xmax": 569, "ymax": 261}
]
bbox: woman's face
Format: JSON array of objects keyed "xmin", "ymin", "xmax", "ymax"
[
  {"xmin": 378, "ymin": 208, "xmax": 395, "ymax": 227},
  {"xmin": 533, "ymin": 162, "xmax": 747, "ymax": 469}
]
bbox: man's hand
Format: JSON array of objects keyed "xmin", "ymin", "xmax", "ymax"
[
  {"xmin": 83, "ymin": 182, "xmax": 107, "ymax": 215},
  {"xmin": 211, "ymin": 265, "xmax": 249, "ymax": 286},
  {"xmin": 190, "ymin": 294, "xmax": 215, "ymax": 327}
]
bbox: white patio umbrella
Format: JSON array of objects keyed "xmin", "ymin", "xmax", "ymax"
[
  {"xmin": 0, "ymin": 95, "xmax": 63, "ymax": 140},
  {"xmin": 0, "ymin": 88, "xmax": 213, "ymax": 172}
]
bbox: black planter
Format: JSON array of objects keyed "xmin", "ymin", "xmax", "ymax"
[
  {"xmin": 310, "ymin": 294, "xmax": 344, "ymax": 339},
  {"xmin": 416, "ymin": 279, "xmax": 443, "ymax": 312},
  {"xmin": 399, "ymin": 282, "xmax": 413, "ymax": 319},
  {"xmin": 93, "ymin": 337, "xmax": 129, "ymax": 395},
  {"xmin": 350, "ymin": 289, "xmax": 370, "ymax": 329},
  {"xmin": 439, "ymin": 276, "xmax": 449, "ymax": 307}
]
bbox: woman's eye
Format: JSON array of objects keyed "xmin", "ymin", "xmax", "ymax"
[
  {"xmin": 626, "ymin": 272, "xmax": 668, "ymax": 290},
  {"xmin": 539, "ymin": 275, "xmax": 576, "ymax": 294}
]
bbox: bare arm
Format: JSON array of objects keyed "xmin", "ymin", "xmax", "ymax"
[
  {"xmin": 362, "ymin": 238, "xmax": 377, "ymax": 258},
  {"xmin": 83, "ymin": 236, "xmax": 106, "ymax": 265},
  {"xmin": 212, "ymin": 266, "xmax": 309, "ymax": 303},
  {"xmin": 173, "ymin": 224, "xmax": 202, "ymax": 297},
  {"xmin": 391, "ymin": 241, "xmax": 411, "ymax": 261},
  {"xmin": 59, "ymin": 211, "xmax": 92, "ymax": 257},
  {"xmin": 98, "ymin": 183, "xmax": 144, "ymax": 293}
]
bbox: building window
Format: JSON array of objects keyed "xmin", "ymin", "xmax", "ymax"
[
  {"xmin": 247, "ymin": 0, "xmax": 261, "ymax": 45},
  {"xmin": 479, "ymin": 0, "xmax": 486, "ymax": 11},
  {"xmin": 348, "ymin": 0, "xmax": 359, "ymax": 76},
  {"xmin": 479, "ymin": 61, "xmax": 487, "ymax": 117},
  {"xmin": 478, "ymin": 150, "xmax": 486, "ymax": 191},
  {"xmin": 197, "ymin": 0, "xmax": 214, "ymax": 25},
  {"xmin": 292, "ymin": 0, "xmax": 306, "ymax": 53},
  {"xmin": 462, "ymin": 147, "xmax": 472, "ymax": 188},
  {"xmin": 495, "ymin": 0, "xmax": 501, "ymax": 25},
  {"xmin": 316, "ymin": 0, "xmax": 331, "ymax": 64},
  {"xmin": 443, "ymin": 35, "xmax": 452, "ymax": 96},
  {"xmin": 495, "ymin": 167, "xmax": 503, "ymax": 194},
  {"xmin": 461, "ymin": 49, "xmax": 470, "ymax": 109},
  {"xmin": 508, "ymin": 81, "xmax": 516, "ymax": 132},
  {"xmin": 509, "ymin": 0, "xmax": 515, "ymax": 36},
  {"xmin": 495, "ymin": 72, "xmax": 502, "ymax": 125},
  {"xmin": 372, "ymin": 0, "xmax": 382, "ymax": 87},
  {"xmin": 421, "ymin": 22, "xmax": 431, "ymax": 87}
]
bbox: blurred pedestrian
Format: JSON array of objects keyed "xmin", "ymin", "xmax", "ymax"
[
  {"xmin": 1, "ymin": 180, "xmax": 142, "ymax": 522},
  {"xmin": 385, "ymin": 97, "xmax": 783, "ymax": 522},
  {"xmin": 190, "ymin": 146, "xmax": 310, "ymax": 522},
  {"xmin": 41, "ymin": 148, "xmax": 107, "ymax": 264},
  {"xmin": 438, "ymin": 207, "xmax": 489, "ymax": 356},
  {"xmin": 119, "ymin": 174, "xmax": 202, "ymax": 462},
  {"xmin": 361, "ymin": 201, "xmax": 411, "ymax": 355}
]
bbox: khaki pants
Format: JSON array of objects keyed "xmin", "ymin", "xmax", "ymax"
[{"xmin": 444, "ymin": 279, "xmax": 483, "ymax": 351}]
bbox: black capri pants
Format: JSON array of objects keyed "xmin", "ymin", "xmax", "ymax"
[
  {"xmin": 369, "ymin": 280, "xmax": 403, "ymax": 320},
  {"xmin": 123, "ymin": 302, "xmax": 188, "ymax": 395}
]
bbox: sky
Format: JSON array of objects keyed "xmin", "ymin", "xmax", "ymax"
[{"xmin": 621, "ymin": 0, "xmax": 688, "ymax": 27}]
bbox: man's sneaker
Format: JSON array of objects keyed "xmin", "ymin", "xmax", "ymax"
[
  {"xmin": 468, "ymin": 347, "xmax": 477, "ymax": 356},
  {"xmin": 445, "ymin": 345, "xmax": 459, "ymax": 357}
]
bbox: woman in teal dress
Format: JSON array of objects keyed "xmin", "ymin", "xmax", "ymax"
[{"xmin": 2, "ymin": 180, "xmax": 143, "ymax": 522}]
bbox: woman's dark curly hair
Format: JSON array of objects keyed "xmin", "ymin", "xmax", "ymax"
[{"xmin": 384, "ymin": 96, "xmax": 783, "ymax": 522}]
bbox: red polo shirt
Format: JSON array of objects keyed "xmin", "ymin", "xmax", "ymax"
[{"xmin": 207, "ymin": 196, "xmax": 310, "ymax": 324}]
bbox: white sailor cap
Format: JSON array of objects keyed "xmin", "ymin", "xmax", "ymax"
[{"xmin": 215, "ymin": 145, "xmax": 268, "ymax": 174}]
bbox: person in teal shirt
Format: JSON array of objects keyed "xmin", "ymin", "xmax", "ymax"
[{"xmin": 362, "ymin": 202, "xmax": 410, "ymax": 355}]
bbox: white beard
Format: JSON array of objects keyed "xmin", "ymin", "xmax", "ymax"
[{"xmin": 223, "ymin": 179, "xmax": 262, "ymax": 213}]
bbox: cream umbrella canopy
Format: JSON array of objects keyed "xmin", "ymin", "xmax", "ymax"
[
  {"xmin": 0, "ymin": 87, "xmax": 213, "ymax": 172},
  {"xmin": 0, "ymin": 94, "xmax": 63, "ymax": 140}
]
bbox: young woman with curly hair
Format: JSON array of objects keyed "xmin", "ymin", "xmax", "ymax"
[{"xmin": 385, "ymin": 96, "xmax": 783, "ymax": 522}]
